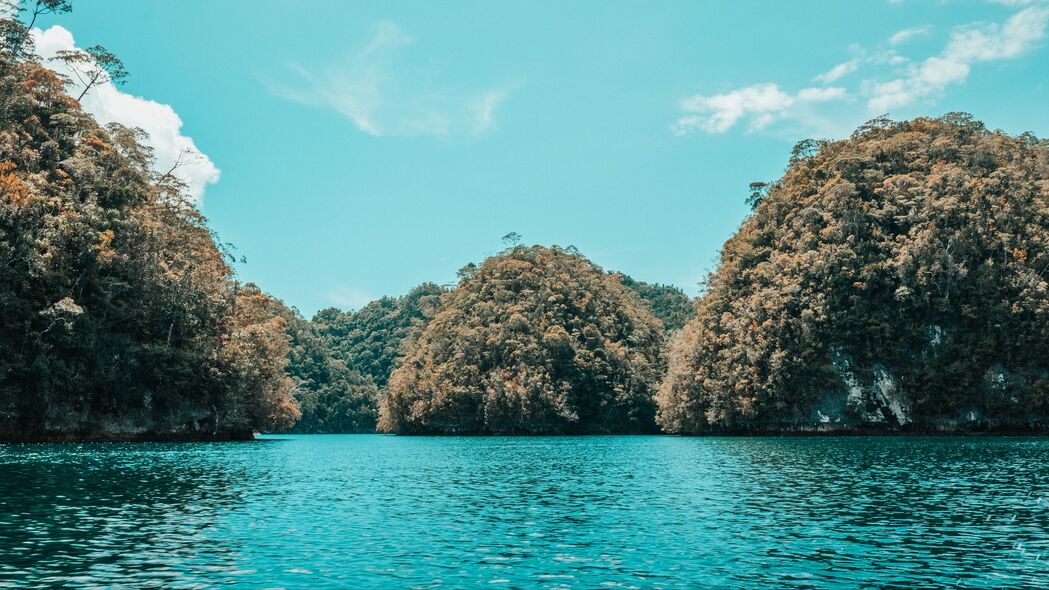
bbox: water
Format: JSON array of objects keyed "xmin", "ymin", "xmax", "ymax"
[{"xmin": 0, "ymin": 436, "xmax": 1047, "ymax": 589}]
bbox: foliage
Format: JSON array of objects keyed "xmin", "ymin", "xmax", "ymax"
[
  {"xmin": 379, "ymin": 246, "xmax": 666, "ymax": 434},
  {"xmin": 220, "ymin": 285, "xmax": 300, "ymax": 433},
  {"xmin": 501, "ymin": 231, "xmax": 522, "ymax": 247},
  {"xmin": 746, "ymin": 182, "xmax": 770, "ymax": 210},
  {"xmin": 54, "ymin": 44, "xmax": 129, "ymax": 101},
  {"xmin": 658, "ymin": 114, "xmax": 1049, "ymax": 433},
  {"xmin": 615, "ymin": 274, "xmax": 695, "ymax": 332},
  {"xmin": 312, "ymin": 283, "xmax": 446, "ymax": 389},
  {"xmin": 279, "ymin": 284, "xmax": 444, "ymax": 433},
  {"xmin": 0, "ymin": 14, "xmax": 297, "ymax": 438},
  {"xmin": 283, "ymin": 311, "xmax": 378, "ymax": 434}
]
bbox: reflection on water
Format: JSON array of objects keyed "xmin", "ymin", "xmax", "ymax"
[{"xmin": 1, "ymin": 436, "xmax": 1047, "ymax": 588}]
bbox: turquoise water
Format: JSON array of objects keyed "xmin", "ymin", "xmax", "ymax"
[{"xmin": 1, "ymin": 436, "xmax": 1047, "ymax": 589}]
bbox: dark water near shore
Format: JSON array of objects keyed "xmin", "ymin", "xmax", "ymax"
[{"xmin": 1, "ymin": 435, "xmax": 1047, "ymax": 589}]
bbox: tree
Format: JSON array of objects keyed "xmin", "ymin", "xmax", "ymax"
[
  {"xmin": 276, "ymin": 283, "xmax": 447, "ymax": 433},
  {"xmin": 219, "ymin": 284, "xmax": 301, "ymax": 433},
  {"xmin": 788, "ymin": 138, "xmax": 825, "ymax": 166},
  {"xmin": 22, "ymin": 0, "xmax": 71, "ymax": 30},
  {"xmin": 54, "ymin": 44, "xmax": 128, "ymax": 101},
  {"xmin": 2, "ymin": 0, "xmax": 73, "ymax": 59},
  {"xmin": 283, "ymin": 310, "xmax": 379, "ymax": 433},
  {"xmin": 615, "ymin": 274, "xmax": 695, "ymax": 332},
  {"xmin": 0, "ymin": 4, "xmax": 29, "ymax": 59},
  {"xmin": 746, "ymin": 181, "xmax": 770, "ymax": 210},
  {"xmin": 501, "ymin": 231, "xmax": 521, "ymax": 247},
  {"xmin": 313, "ymin": 283, "xmax": 446, "ymax": 389}
]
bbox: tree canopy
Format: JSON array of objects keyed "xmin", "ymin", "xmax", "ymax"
[
  {"xmin": 615, "ymin": 274, "xmax": 695, "ymax": 332},
  {"xmin": 658, "ymin": 115, "xmax": 1049, "ymax": 433},
  {"xmin": 312, "ymin": 283, "xmax": 446, "ymax": 389},
  {"xmin": 283, "ymin": 310, "xmax": 379, "ymax": 434},
  {"xmin": 277, "ymin": 284, "xmax": 444, "ymax": 433},
  {"xmin": 379, "ymin": 246, "xmax": 666, "ymax": 434},
  {"xmin": 0, "ymin": 9, "xmax": 298, "ymax": 439}
]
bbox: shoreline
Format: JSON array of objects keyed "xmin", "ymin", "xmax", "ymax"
[
  {"xmin": 0, "ymin": 430, "xmax": 256, "ymax": 443},
  {"xmin": 4, "ymin": 427, "xmax": 1048, "ymax": 443}
]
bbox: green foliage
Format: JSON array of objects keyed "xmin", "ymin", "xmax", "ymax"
[
  {"xmin": 746, "ymin": 182, "xmax": 770, "ymax": 210},
  {"xmin": 8, "ymin": 4, "xmax": 1044, "ymax": 439},
  {"xmin": 283, "ymin": 312, "xmax": 378, "ymax": 434},
  {"xmin": 615, "ymin": 274, "xmax": 695, "ymax": 332},
  {"xmin": 380, "ymin": 246, "xmax": 666, "ymax": 434},
  {"xmin": 55, "ymin": 44, "xmax": 129, "ymax": 101},
  {"xmin": 0, "ymin": 29, "xmax": 297, "ymax": 438},
  {"xmin": 501, "ymin": 231, "xmax": 522, "ymax": 247},
  {"xmin": 0, "ymin": 2, "xmax": 35, "ymax": 59},
  {"xmin": 313, "ymin": 283, "xmax": 446, "ymax": 389},
  {"xmin": 659, "ymin": 115, "xmax": 1049, "ymax": 433},
  {"xmin": 278, "ymin": 284, "xmax": 444, "ymax": 433}
]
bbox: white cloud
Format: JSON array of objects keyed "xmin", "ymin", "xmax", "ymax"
[
  {"xmin": 813, "ymin": 40, "xmax": 912, "ymax": 85},
  {"xmin": 813, "ymin": 59, "xmax": 860, "ymax": 84},
  {"xmin": 270, "ymin": 21, "xmax": 510, "ymax": 138},
  {"xmin": 868, "ymin": 6, "xmax": 1049, "ymax": 111},
  {"xmin": 990, "ymin": 0, "xmax": 1048, "ymax": 6},
  {"xmin": 889, "ymin": 25, "xmax": 933, "ymax": 46},
  {"xmin": 673, "ymin": 83, "xmax": 847, "ymax": 135},
  {"xmin": 32, "ymin": 26, "xmax": 220, "ymax": 204},
  {"xmin": 797, "ymin": 87, "xmax": 847, "ymax": 102},
  {"xmin": 945, "ymin": 7, "xmax": 1049, "ymax": 60},
  {"xmin": 470, "ymin": 89, "xmax": 510, "ymax": 135},
  {"xmin": 676, "ymin": 4, "xmax": 1049, "ymax": 136},
  {"xmin": 871, "ymin": 49, "xmax": 909, "ymax": 65},
  {"xmin": 325, "ymin": 285, "xmax": 376, "ymax": 310}
]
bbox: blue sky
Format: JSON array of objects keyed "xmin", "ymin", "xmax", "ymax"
[{"xmin": 32, "ymin": 0, "xmax": 1049, "ymax": 315}]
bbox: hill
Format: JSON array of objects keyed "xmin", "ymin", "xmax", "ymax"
[
  {"xmin": 658, "ymin": 115, "xmax": 1049, "ymax": 433},
  {"xmin": 0, "ymin": 19, "xmax": 297, "ymax": 440},
  {"xmin": 379, "ymin": 246, "xmax": 666, "ymax": 434}
]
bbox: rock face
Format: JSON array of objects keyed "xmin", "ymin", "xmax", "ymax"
[
  {"xmin": 379, "ymin": 246, "xmax": 666, "ymax": 434},
  {"xmin": 0, "ymin": 428, "xmax": 255, "ymax": 443},
  {"xmin": 814, "ymin": 348, "xmax": 913, "ymax": 429},
  {"xmin": 658, "ymin": 115, "xmax": 1049, "ymax": 434},
  {"xmin": 0, "ymin": 396, "xmax": 257, "ymax": 441}
]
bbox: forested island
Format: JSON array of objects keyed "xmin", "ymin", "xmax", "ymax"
[
  {"xmin": 658, "ymin": 115, "xmax": 1049, "ymax": 433},
  {"xmin": 1, "ymin": 3, "xmax": 1047, "ymax": 440},
  {"xmin": 378, "ymin": 245, "xmax": 668, "ymax": 434}
]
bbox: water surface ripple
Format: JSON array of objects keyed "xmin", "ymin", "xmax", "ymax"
[{"xmin": 1, "ymin": 435, "xmax": 1047, "ymax": 588}]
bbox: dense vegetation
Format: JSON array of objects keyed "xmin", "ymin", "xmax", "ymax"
[
  {"xmin": 5, "ymin": 5, "xmax": 1046, "ymax": 439},
  {"xmin": 0, "ymin": 4, "xmax": 298, "ymax": 439},
  {"xmin": 379, "ymin": 246, "xmax": 666, "ymax": 434},
  {"xmin": 615, "ymin": 274, "xmax": 695, "ymax": 332},
  {"xmin": 313, "ymin": 284, "xmax": 446, "ymax": 388},
  {"xmin": 287, "ymin": 277, "xmax": 691, "ymax": 434},
  {"xmin": 283, "ymin": 311, "xmax": 379, "ymax": 433},
  {"xmin": 658, "ymin": 115, "xmax": 1049, "ymax": 433},
  {"xmin": 282, "ymin": 284, "xmax": 445, "ymax": 433}
]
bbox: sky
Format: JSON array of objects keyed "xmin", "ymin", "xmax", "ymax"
[{"xmin": 28, "ymin": 0, "xmax": 1049, "ymax": 316}]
